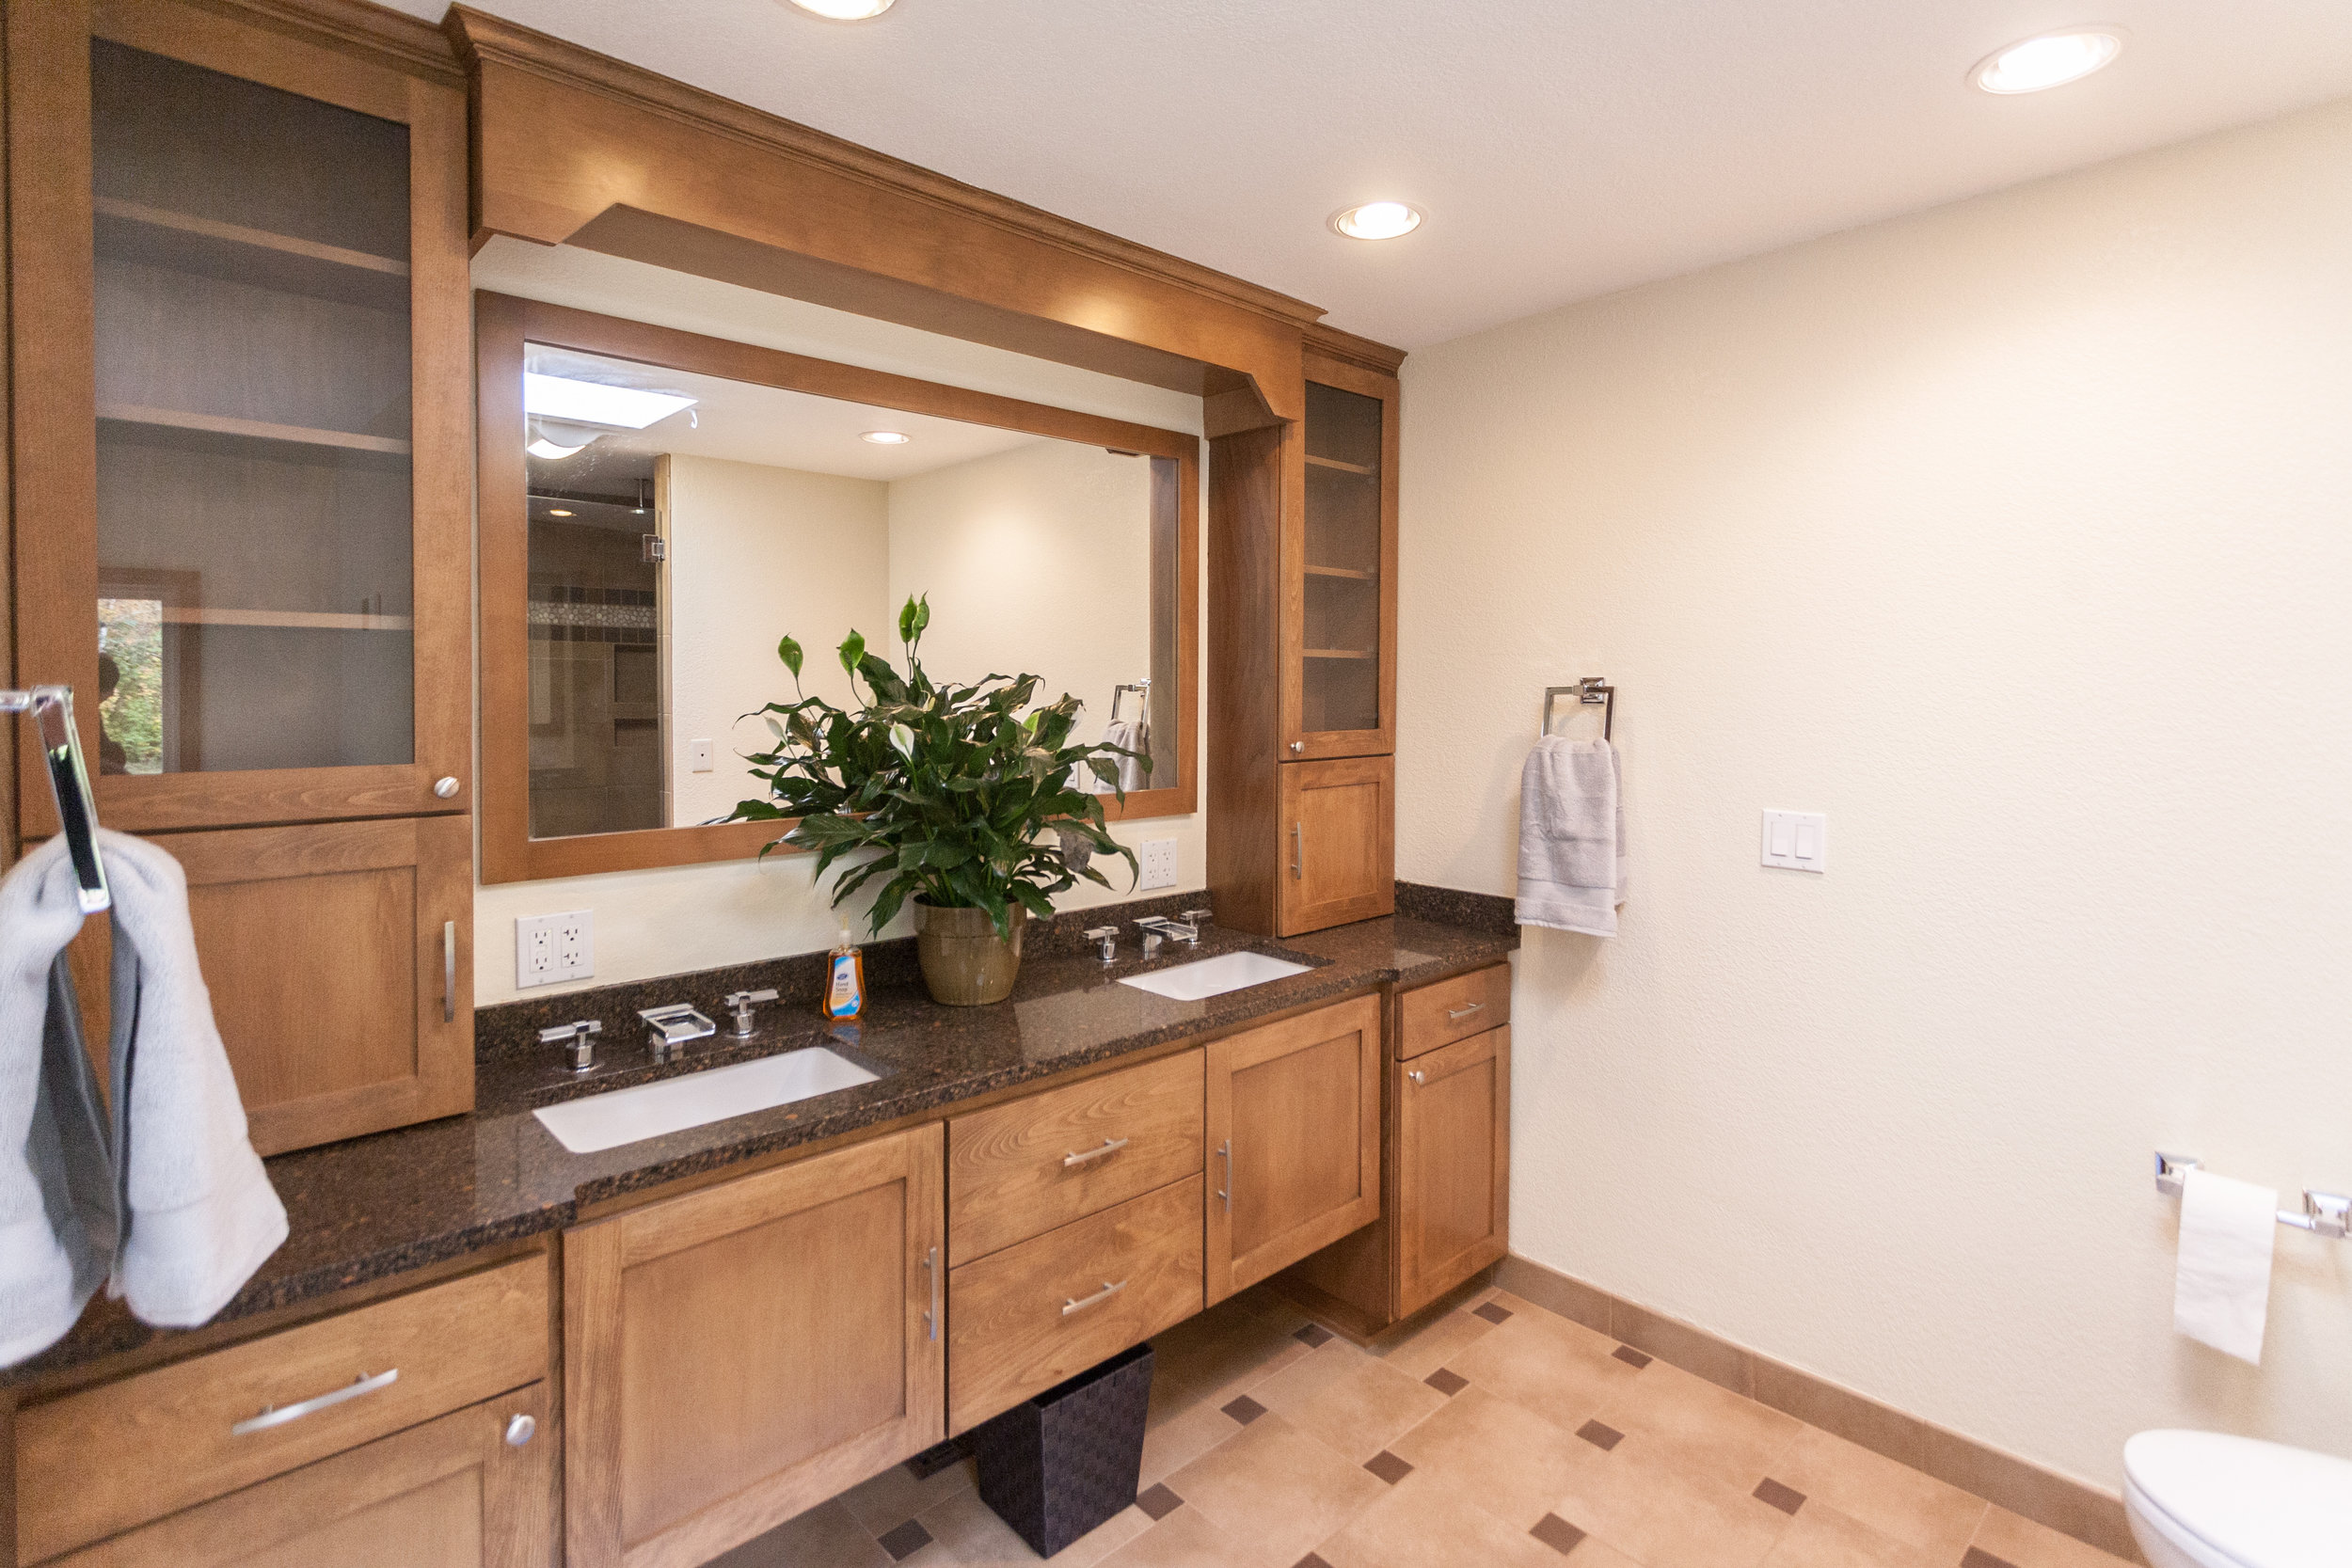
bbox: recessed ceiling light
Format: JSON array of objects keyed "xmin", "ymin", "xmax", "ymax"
[
  {"xmin": 1330, "ymin": 201, "xmax": 1422, "ymax": 241},
  {"xmin": 524, "ymin": 372, "xmax": 696, "ymax": 431},
  {"xmin": 1972, "ymin": 28, "xmax": 2124, "ymax": 94},
  {"xmin": 862, "ymin": 430, "xmax": 912, "ymax": 445},
  {"xmin": 787, "ymin": 0, "xmax": 895, "ymax": 18}
]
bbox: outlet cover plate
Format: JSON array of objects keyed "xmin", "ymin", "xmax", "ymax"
[
  {"xmin": 1138, "ymin": 837, "xmax": 1178, "ymax": 891},
  {"xmin": 516, "ymin": 910, "xmax": 594, "ymax": 988}
]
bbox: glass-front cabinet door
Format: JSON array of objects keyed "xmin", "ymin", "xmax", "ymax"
[
  {"xmin": 10, "ymin": 0, "xmax": 469, "ymax": 837},
  {"xmin": 1283, "ymin": 356, "xmax": 1398, "ymax": 759}
]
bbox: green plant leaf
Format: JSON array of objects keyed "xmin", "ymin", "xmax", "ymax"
[
  {"xmin": 838, "ymin": 630, "xmax": 866, "ymax": 675},
  {"xmin": 777, "ymin": 635, "xmax": 803, "ymax": 678}
]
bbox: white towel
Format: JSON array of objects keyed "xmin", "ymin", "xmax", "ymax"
[
  {"xmin": 98, "ymin": 830, "xmax": 285, "ymax": 1327},
  {"xmin": 0, "ymin": 837, "xmax": 116, "ymax": 1366},
  {"xmin": 1516, "ymin": 736, "xmax": 1627, "ymax": 937},
  {"xmin": 1095, "ymin": 718, "xmax": 1149, "ymax": 795}
]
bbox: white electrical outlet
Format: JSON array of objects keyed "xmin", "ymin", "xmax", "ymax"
[
  {"xmin": 516, "ymin": 910, "xmax": 595, "ymax": 988},
  {"xmin": 1760, "ymin": 811, "xmax": 1827, "ymax": 873},
  {"xmin": 687, "ymin": 737, "xmax": 715, "ymax": 773},
  {"xmin": 1137, "ymin": 837, "xmax": 1179, "ymax": 891}
]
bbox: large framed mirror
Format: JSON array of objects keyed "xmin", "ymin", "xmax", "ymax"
[{"xmin": 476, "ymin": 294, "xmax": 1199, "ymax": 883}]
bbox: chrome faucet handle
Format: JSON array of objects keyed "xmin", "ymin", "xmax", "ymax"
[
  {"xmin": 1082, "ymin": 927, "xmax": 1120, "ymax": 964},
  {"xmin": 723, "ymin": 988, "xmax": 779, "ymax": 1037},
  {"xmin": 638, "ymin": 1004, "xmax": 717, "ymax": 1064},
  {"xmin": 1178, "ymin": 909, "xmax": 1214, "ymax": 933},
  {"xmin": 538, "ymin": 1019, "xmax": 602, "ymax": 1073},
  {"xmin": 1136, "ymin": 914, "xmax": 1200, "ymax": 945}
]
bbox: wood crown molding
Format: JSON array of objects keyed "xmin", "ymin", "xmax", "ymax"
[
  {"xmin": 1305, "ymin": 321, "xmax": 1406, "ymax": 380},
  {"xmin": 176, "ymin": 0, "xmax": 461, "ymax": 85},
  {"xmin": 443, "ymin": 7, "xmax": 1322, "ymax": 332}
]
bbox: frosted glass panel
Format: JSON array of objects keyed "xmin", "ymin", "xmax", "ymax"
[{"xmin": 1302, "ymin": 380, "xmax": 1381, "ymax": 735}]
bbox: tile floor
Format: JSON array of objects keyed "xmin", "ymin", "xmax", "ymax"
[{"xmin": 709, "ymin": 1282, "xmax": 2139, "ymax": 1568}]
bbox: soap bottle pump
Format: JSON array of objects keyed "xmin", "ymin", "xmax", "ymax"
[{"xmin": 823, "ymin": 926, "xmax": 866, "ymax": 1022}]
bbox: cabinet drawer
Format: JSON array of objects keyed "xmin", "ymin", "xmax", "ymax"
[
  {"xmin": 947, "ymin": 1178, "xmax": 1203, "ymax": 1433},
  {"xmin": 1399, "ymin": 963, "xmax": 1511, "ymax": 1060},
  {"xmin": 950, "ymin": 1050, "xmax": 1204, "ymax": 1260},
  {"xmin": 18, "ymin": 1255, "xmax": 548, "ymax": 1562}
]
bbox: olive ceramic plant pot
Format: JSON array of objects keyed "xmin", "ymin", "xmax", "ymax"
[{"xmin": 914, "ymin": 900, "xmax": 1028, "ymax": 1006}]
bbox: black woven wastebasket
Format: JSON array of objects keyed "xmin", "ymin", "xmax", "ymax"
[{"xmin": 969, "ymin": 1342, "xmax": 1154, "ymax": 1557}]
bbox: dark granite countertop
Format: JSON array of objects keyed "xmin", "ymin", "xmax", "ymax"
[{"xmin": 11, "ymin": 895, "xmax": 1514, "ymax": 1386}]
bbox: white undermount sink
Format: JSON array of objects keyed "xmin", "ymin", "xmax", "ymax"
[
  {"xmin": 1118, "ymin": 950, "xmax": 1311, "ymax": 1002},
  {"xmin": 532, "ymin": 1046, "xmax": 881, "ymax": 1154}
]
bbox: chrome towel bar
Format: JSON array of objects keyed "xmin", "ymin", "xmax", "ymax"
[{"xmin": 1541, "ymin": 677, "xmax": 1615, "ymax": 742}]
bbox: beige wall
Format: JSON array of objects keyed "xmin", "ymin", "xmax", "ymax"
[
  {"xmin": 471, "ymin": 245, "xmax": 1203, "ymax": 1003},
  {"xmin": 1397, "ymin": 98, "xmax": 2352, "ymax": 1490}
]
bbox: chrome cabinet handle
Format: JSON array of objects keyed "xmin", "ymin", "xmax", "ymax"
[
  {"xmin": 433, "ymin": 775, "xmax": 460, "ymax": 800},
  {"xmin": 231, "ymin": 1369, "xmax": 399, "ymax": 1435},
  {"xmin": 1217, "ymin": 1138, "xmax": 1232, "ymax": 1212},
  {"xmin": 1407, "ymin": 1069, "xmax": 1426, "ymax": 1085},
  {"xmin": 923, "ymin": 1244, "xmax": 940, "ymax": 1343},
  {"xmin": 1445, "ymin": 1002, "xmax": 1486, "ymax": 1022},
  {"xmin": 504, "ymin": 1413, "xmax": 536, "ymax": 1447},
  {"xmin": 1062, "ymin": 1279, "xmax": 1128, "ymax": 1316},
  {"xmin": 1063, "ymin": 1137, "xmax": 1130, "ymax": 1168},
  {"xmin": 1291, "ymin": 822, "xmax": 1304, "ymax": 879},
  {"xmin": 442, "ymin": 921, "xmax": 457, "ymax": 1023}
]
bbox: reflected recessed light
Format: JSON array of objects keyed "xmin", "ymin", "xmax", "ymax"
[
  {"xmin": 547, "ymin": 508, "xmax": 574, "ymax": 517},
  {"xmin": 862, "ymin": 430, "xmax": 912, "ymax": 445},
  {"xmin": 787, "ymin": 0, "xmax": 895, "ymax": 18},
  {"xmin": 1330, "ymin": 201, "xmax": 1422, "ymax": 241},
  {"xmin": 1972, "ymin": 28, "xmax": 2124, "ymax": 93},
  {"xmin": 524, "ymin": 372, "xmax": 696, "ymax": 431}
]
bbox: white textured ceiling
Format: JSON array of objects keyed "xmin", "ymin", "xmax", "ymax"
[{"xmin": 399, "ymin": 1, "xmax": 2352, "ymax": 348}]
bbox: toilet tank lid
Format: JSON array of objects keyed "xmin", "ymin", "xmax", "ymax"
[{"xmin": 2125, "ymin": 1431, "xmax": 2352, "ymax": 1564}]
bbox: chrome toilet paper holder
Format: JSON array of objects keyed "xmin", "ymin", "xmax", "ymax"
[{"xmin": 2155, "ymin": 1152, "xmax": 2350, "ymax": 1240}]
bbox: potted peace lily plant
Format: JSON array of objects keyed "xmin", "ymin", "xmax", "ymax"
[{"xmin": 727, "ymin": 594, "xmax": 1145, "ymax": 1006}]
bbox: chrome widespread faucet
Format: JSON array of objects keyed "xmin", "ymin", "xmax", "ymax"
[
  {"xmin": 723, "ymin": 988, "xmax": 778, "ymax": 1037},
  {"xmin": 638, "ymin": 1004, "xmax": 717, "ymax": 1065},
  {"xmin": 539, "ymin": 1019, "xmax": 602, "ymax": 1073}
]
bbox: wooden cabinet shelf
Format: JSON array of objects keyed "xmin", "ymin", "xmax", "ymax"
[
  {"xmin": 94, "ymin": 195, "xmax": 410, "ymax": 309},
  {"xmin": 99, "ymin": 402, "xmax": 413, "ymax": 461},
  {"xmin": 1305, "ymin": 453, "xmax": 1376, "ymax": 476},
  {"xmin": 1303, "ymin": 647, "xmax": 1375, "ymax": 659},
  {"xmin": 1304, "ymin": 564, "xmax": 1375, "ymax": 580},
  {"xmin": 159, "ymin": 608, "xmax": 417, "ymax": 631}
]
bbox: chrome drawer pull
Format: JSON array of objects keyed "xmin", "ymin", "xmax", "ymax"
[
  {"xmin": 231, "ymin": 1368, "xmax": 399, "ymax": 1435},
  {"xmin": 1062, "ymin": 1279, "xmax": 1128, "ymax": 1316},
  {"xmin": 1063, "ymin": 1137, "xmax": 1130, "ymax": 1168},
  {"xmin": 923, "ymin": 1244, "xmax": 940, "ymax": 1343},
  {"xmin": 1445, "ymin": 1002, "xmax": 1486, "ymax": 1022},
  {"xmin": 1217, "ymin": 1139, "xmax": 1232, "ymax": 1213},
  {"xmin": 443, "ymin": 921, "xmax": 457, "ymax": 1023},
  {"xmin": 1407, "ymin": 1069, "xmax": 1426, "ymax": 1085}
]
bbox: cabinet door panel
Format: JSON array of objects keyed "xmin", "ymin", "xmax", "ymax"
[
  {"xmin": 1396, "ymin": 1027, "xmax": 1511, "ymax": 1317},
  {"xmin": 565, "ymin": 1125, "xmax": 945, "ymax": 1568},
  {"xmin": 1205, "ymin": 995, "xmax": 1382, "ymax": 1304},
  {"xmin": 1281, "ymin": 355, "xmax": 1398, "ymax": 760},
  {"xmin": 1279, "ymin": 755, "xmax": 1395, "ymax": 935}
]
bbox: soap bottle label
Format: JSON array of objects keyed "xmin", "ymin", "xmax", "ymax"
[{"xmin": 824, "ymin": 948, "xmax": 865, "ymax": 1021}]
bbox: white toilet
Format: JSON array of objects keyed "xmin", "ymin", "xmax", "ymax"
[{"xmin": 2123, "ymin": 1430, "xmax": 2352, "ymax": 1568}]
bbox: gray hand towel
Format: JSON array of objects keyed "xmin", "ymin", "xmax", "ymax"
[
  {"xmin": 1515, "ymin": 736, "xmax": 1628, "ymax": 937},
  {"xmin": 98, "ymin": 830, "xmax": 286, "ymax": 1327},
  {"xmin": 1095, "ymin": 718, "xmax": 1149, "ymax": 795},
  {"xmin": 0, "ymin": 837, "xmax": 117, "ymax": 1366}
]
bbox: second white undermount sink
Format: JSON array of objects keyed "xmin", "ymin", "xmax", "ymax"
[
  {"xmin": 1119, "ymin": 949, "xmax": 1311, "ymax": 1002},
  {"xmin": 533, "ymin": 1046, "xmax": 881, "ymax": 1154}
]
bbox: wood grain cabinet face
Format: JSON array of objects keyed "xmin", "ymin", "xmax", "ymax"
[
  {"xmin": 1205, "ymin": 994, "xmax": 1383, "ymax": 1304},
  {"xmin": 563, "ymin": 1125, "xmax": 946, "ymax": 1568},
  {"xmin": 40, "ymin": 1384, "xmax": 554, "ymax": 1568},
  {"xmin": 1395, "ymin": 1025, "xmax": 1511, "ymax": 1317},
  {"xmin": 1279, "ymin": 755, "xmax": 1396, "ymax": 935}
]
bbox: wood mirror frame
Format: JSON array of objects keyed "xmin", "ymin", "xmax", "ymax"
[{"xmin": 476, "ymin": 292, "xmax": 1200, "ymax": 884}]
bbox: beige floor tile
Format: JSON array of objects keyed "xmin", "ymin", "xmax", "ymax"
[
  {"xmin": 703, "ymin": 1497, "xmax": 891, "ymax": 1568},
  {"xmin": 1094, "ymin": 1505, "xmax": 1257, "ymax": 1568},
  {"xmin": 839, "ymin": 1456, "xmax": 979, "ymax": 1534},
  {"xmin": 1972, "ymin": 1506, "xmax": 2139, "ymax": 1568},
  {"xmin": 1369, "ymin": 1307, "xmax": 1498, "ymax": 1381},
  {"xmin": 1384, "ymin": 1385, "xmax": 1591, "ymax": 1530},
  {"xmin": 1258, "ymin": 1347, "xmax": 1452, "ymax": 1465},
  {"xmin": 1597, "ymin": 1359, "xmax": 1804, "ymax": 1493},
  {"xmin": 914, "ymin": 1489, "xmax": 1150, "ymax": 1567},
  {"xmin": 1251, "ymin": 1336, "xmax": 1376, "ymax": 1410},
  {"xmin": 1448, "ymin": 1305, "xmax": 1645, "ymax": 1433},
  {"xmin": 1564, "ymin": 1539, "xmax": 1646, "ymax": 1568},
  {"xmin": 1758, "ymin": 1500, "xmax": 1941, "ymax": 1568},
  {"xmin": 1139, "ymin": 1398, "xmax": 1243, "ymax": 1486},
  {"xmin": 1548, "ymin": 1440, "xmax": 1794, "ymax": 1568},
  {"xmin": 1149, "ymin": 1299, "xmax": 1314, "ymax": 1419},
  {"xmin": 1772, "ymin": 1426, "xmax": 1989, "ymax": 1560},
  {"xmin": 1164, "ymin": 1411, "xmax": 1388, "ymax": 1567},
  {"xmin": 1311, "ymin": 1469, "xmax": 1566, "ymax": 1568}
]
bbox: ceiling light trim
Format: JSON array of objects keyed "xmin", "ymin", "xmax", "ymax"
[
  {"xmin": 1329, "ymin": 201, "xmax": 1424, "ymax": 242},
  {"xmin": 1971, "ymin": 26, "xmax": 2127, "ymax": 94}
]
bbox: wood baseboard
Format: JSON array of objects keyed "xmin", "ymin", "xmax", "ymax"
[{"xmin": 1491, "ymin": 1255, "xmax": 2143, "ymax": 1565}]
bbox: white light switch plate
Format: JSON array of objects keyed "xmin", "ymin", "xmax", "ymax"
[
  {"xmin": 516, "ymin": 911, "xmax": 594, "ymax": 988},
  {"xmin": 1761, "ymin": 811, "xmax": 1827, "ymax": 873},
  {"xmin": 1138, "ymin": 837, "xmax": 1178, "ymax": 890},
  {"xmin": 687, "ymin": 737, "xmax": 714, "ymax": 773}
]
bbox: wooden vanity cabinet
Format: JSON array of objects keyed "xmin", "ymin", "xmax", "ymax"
[
  {"xmin": 4, "ymin": 0, "xmax": 477, "ymax": 1151},
  {"xmin": 563, "ymin": 1125, "xmax": 946, "ymax": 1568}
]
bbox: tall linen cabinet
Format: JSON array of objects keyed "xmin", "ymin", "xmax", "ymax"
[{"xmin": 5, "ymin": 0, "xmax": 476, "ymax": 1152}]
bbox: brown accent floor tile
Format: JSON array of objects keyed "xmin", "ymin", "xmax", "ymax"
[
  {"xmin": 1577, "ymin": 1419, "xmax": 1625, "ymax": 1451},
  {"xmin": 1771, "ymin": 1424, "xmax": 1989, "ymax": 1560},
  {"xmin": 1297, "ymin": 1557, "xmax": 1335, "ymax": 1568},
  {"xmin": 1760, "ymin": 1501, "xmax": 1943, "ymax": 1568},
  {"xmin": 838, "ymin": 1453, "xmax": 976, "ymax": 1533},
  {"xmin": 1295, "ymin": 1323, "xmax": 1336, "ymax": 1347},
  {"xmin": 1137, "ymin": 1483, "xmax": 1185, "ymax": 1521},
  {"xmin": 705, "ymin": 1499, "xmax": 891, "ymax": 1568},
  {"xmin": 1372, "ymin": 1307, "xmax": 1500, "ymax": 1381},
  {"xmin": 1311, "ymin": 1470, "xmax": 1573, "ymax": 1568},
  {"xmin": 876, "ymin": 1518, "xmax": 934, "ymax": 1560},
  {"xmin": 1362, "ymin": 1449, "xmax": 1413, "ymax": 1485},
  {"xmin": 1254, "ymin": 1343, "xmax": 1451, "ymax": 1465},
  {"xmin": 1530, "ymin": 1513, "xmax": 1588, "ymax": 1554},
  {"xmin": 1612, "ymin": 1301, "xmax": 1753, "ymax": 1397},
  {"xmin": 1139, "ymin": 1398, "xmax": 1243, "ymax": 1487},
  {"xmin": 1423, "ymin": 1367, "xmax": 1469, "ymax": 1397},
  {"xmin": 1752, "ymin": 1479, "xmax": 1804, "ymax": 1516},
  {"xmin": 1964, "ymin": 1552, "xmax": 2023, "ymax": 1568},
  {"xmin": 1475, "ymin": 1301, "xmax": 1516, "ymax": 1324},
  {"xmin": 1612, "ymin": 1346, "xmax": 1653, "ymax": 1370},
  {"xmin": 1595, "ymin": 1359, "xmax": 1803, "ymax": 1493},
  {"xmin": 1449, "ymin": 1308, "xmax": 1645, "ymax": 1433},
  {"xmin": 1166, "ymin": 1411, "xmax": 1388, "ymax": 1568},
  {"xmin": 1547, "ymin": 1439, "xmax": 1796, "ymax": 1568},
  {"xmin": 1970, "ymin": 1506, "xmax": 2139, "ymax": 1568},
  {"xmin": 1386, "ymin": 1386, "xmax": 1593, "ymax": 1531},
  {"xmin": 1223, "ymin": 1394, "xmax": 1268, "ymax": 1425},
  {"xmin": 1096, "ymin": 1505, "xmax": 1258, "ymax": 1568}
]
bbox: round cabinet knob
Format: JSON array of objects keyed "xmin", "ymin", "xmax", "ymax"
[
  {"xmin": 1289, "ymin": 741, "xmax": 1304, "ymax": 753},
  {"xmin": 504, "ymin": 1413, "xmax": 536, "ymax": 1447},
  {"xmin": 433, "ymin": 776, "xmax": 461, "ymax": 799}
]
